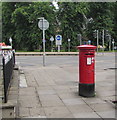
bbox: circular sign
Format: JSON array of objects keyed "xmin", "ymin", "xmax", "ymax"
[
  {"xmin": 68, "ymin": 39, "xmax": 70, "ymax": 42},
  {"xmin": 50, "ymin": 36, "xmax": 54, "ymax": 42},
  {"xmin": 38, "ymin": 19, "xmax": 49, "ymax": 30},
  {"xmin": 56, "ymin": 35, "xmax": 62, "ymax": 41},
  {"xmin": 88, "ymin": 40, "xmax": 91, "ymax": 43},
  {"xmin": 56, "ymin": 35, "xmax": 62, "ymax": 46}
]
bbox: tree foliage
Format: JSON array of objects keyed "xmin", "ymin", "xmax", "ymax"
[{"xmin": 2, "ymin": 2, "xmax": 117, "ymax": 51}]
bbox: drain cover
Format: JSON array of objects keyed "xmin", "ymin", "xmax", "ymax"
[
  {"xmin": 104, "ymin": 68, "xmax": 117, "ymax": 70},
  {"xmin": 108, "ymin": 68, "xmax": 117, "ymax": 70},
  {"xmin": 112, "ymin": 101, "xmax": 117, "ymax": 104}
]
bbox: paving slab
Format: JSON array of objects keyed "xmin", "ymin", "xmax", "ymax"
[
  {"xmin": 18, "ymin": 96, "xmax": 41, "ymax": 108},
  {"xmin": 90, "ymin": 103, "xmax": 114, "ymax": 112},
  {"xmin": 73, "ymin": 112, "xmax": 100, "ymax": 118},
  {"xmin": 97, "ymin": 110, "xmax": 115, "ymax": 118},
  {"xmin": 67, "ymin": 104, "xmax": 94, "ymax": 113},
  {"xmin": 19, "ymin": 87, "xmax": 36, "ymax": 96},
  {"xmin": 44, "ymin": 106, "xmax": 74, "ymax": 118},
  {"xmin": 29, "ymin": 107, "xmax": 46, "ymax": 118},
  {"xmin": 62, "ymin": 98, "xmax": 86, "ymax": 106},
  {"xmin": 19, "ymin": 107, "xmax": 30, "ymax": 117},
  {"xmin": 82, "ymin": 97, "xmax": 107, "ymax": 104}
]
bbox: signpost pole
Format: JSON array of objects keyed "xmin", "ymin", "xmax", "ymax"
[
  {"xmin": 102, "ymin": 30, "xmax": 105, "ymax": 53},
  {"xmin": 109, "ymin": 35, "xmax": 111, "ymax": 51},
  {"xmin": 68, "ymin": 39, "xmax": 70, "ymax": 52},
  {"xmin": 112, "ymin": 39, "xmax": 115, "ymax": 52},
  {"xmin": 51, "ymin": 41, "xmax": 53, "ymax": 52},
  {"xmin": 96, "ymin": 30, "xmax": 99, "ymax": 53},
  {"xmin": 58, "ymin": 45, "xmax": 60, "ymax": 52},
  {"xmin": 50, "ymin": 36, "xmax": 54, "ymax": 52},
  {"xmin": 68, "ymin": 41, "xmax": 70, "ymax": 52},
  {"xmin": 38, "ymin": 17, "xmax": 49, "ymax": 67},
  {"xmin": 43, "ymin": 29, "xmax": 45, "ymax": 66},
  {"xmin": 9, "ymin": 37, "xmax": 12, "ymax": 48}
]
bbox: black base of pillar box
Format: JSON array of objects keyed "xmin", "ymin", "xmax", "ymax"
[{"xmin": 79, "ymin": 83, "xmax": 95, "ymax": 97}]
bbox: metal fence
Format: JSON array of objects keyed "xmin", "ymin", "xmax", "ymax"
[{"xmin": 2, "ymin": 50, "xmax": 15, "ymax": 103}]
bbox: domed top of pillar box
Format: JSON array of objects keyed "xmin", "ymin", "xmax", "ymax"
[{"xmin": 77, "ymin": 45, "xmax": 96, "ymax": 50}]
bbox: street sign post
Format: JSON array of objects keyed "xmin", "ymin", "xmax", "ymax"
[
  {"xmin": 50, "ymin": 36, "xmax": 54, "ymax": 52},
  {"xmin": 96, "ymin": 30, "xmax": 99, "ymax": 53},
  {"xmin": 102, "ymin": 30, "xmax": 105, "ymax": 53},
  {"xmin": 68, "ymin": 39, "xmax": 71, "ymax": 52},
  {"xmin": 88, "ymin": 40, "xmax": 91, "ymax": 45},
  {"xmin": 55, "ymin": 35, "xmax": 62, "ymax": 52},
  {"xmin": 78, "ymin": 34, "xmax": 82, "ymax": 45},
  {"xmin": 38, "ymin": 17, "xmax": 49, "ymax": 66},
  {"xmin": 9, "ymin": 37, "xmax": 12, "ymax": 48},
  {"xmin": 112, "ymin": 39, "xmax": 115, "ymax": 52}
]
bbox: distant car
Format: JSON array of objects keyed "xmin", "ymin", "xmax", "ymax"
[
  {"xmin": 0, "ymin": 42, "xmax": 12, "ymax": 51},
  {"xmin": 0, "ymin": 42, "xmax": 6, "ymax": 46}
]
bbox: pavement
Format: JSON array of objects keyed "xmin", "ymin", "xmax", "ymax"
[{"xmin": 1, "ymin": 52, "xmax": 116, "ymax": 119}]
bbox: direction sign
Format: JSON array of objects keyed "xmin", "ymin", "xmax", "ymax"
[
  {"xmin": 50, "ymin": 36, "xmax": 54, "ymax": 42},
  {"xmin": 56, "ymin": 35, "xmax": 62, "ymax": 45},
  {"xmin": 38, "ymin": 19, "xmax": 49, "ymax": 30}
]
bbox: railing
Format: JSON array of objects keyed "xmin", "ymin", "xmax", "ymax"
[{"xmin": 2, "ymin": 50, "xmax": 15, "ymax": 103}]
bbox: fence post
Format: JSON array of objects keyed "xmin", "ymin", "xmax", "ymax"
[
  {"xmin": 13, "ymin": 51, "xmax": 15, "ymax": 66},
  {"xmin": 3, "ymin": 57, "xmax": 7, "ymax": 103}
]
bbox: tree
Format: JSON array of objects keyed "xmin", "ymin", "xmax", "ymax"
[
  {"xmin": 57, "ymin": 2, "xmax": 89, "ymax": 51},
  {"xmin": 2, "ymin": 2, "xmax": 16, "ymax": 45},
  {"xmin": 86, "ymin": 2, "xmax": 115, "ymax": 46},
  {"xmin": 2, "ymin": 2, "xmax": 57, "ymax": 51},
  {"xmin": 2, "ymin": 2, "xmax": 116, "ymax": 51}
]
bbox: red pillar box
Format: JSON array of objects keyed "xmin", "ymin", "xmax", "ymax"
[{"xmin": 77, "ymin": 45, "xmax": 96, "ymax": 97}]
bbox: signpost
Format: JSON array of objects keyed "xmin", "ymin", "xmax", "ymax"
[
  {"xmin": 50, "ymin": 36, "xmax": 54, "ymax": 52},
  {"xmin": 112, "ymin": 39, "xmax": 115, "ymax": 52},
  {"xmin": 96, "ymin": 30, "xmax": 99, "ymax": 53},
  {"xmin": 9, "ymin": 37, "xmax": 12, "ymax": 48},
  {"xmin": 88, "ymin": 40, "xmax": 91, "ymax": 45},
  {"xmin": 78, "ymin": 34, "xmax": 82, "ymax": 45},
  {"xmin": 102, "ymin": 30, "xmax": 105, "ymax": 53},
  {"xmin": 55, "ymin": 35, "xmax": 62, "ymax": 52},
  {"xmin": 109, "ymin": 35, "xmax": 111, "ymax": 51},
  {"xmin": 38, "ymin": 17, "xmax": 49, "ymax": 66},
  {"xmin": 68, "ymin": 38, "xmax": 71, "ymax": 52}
]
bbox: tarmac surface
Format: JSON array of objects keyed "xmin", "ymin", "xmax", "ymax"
[{"xmin": 2, "ymin": 52, "xmax": 117, "ymax": 119}]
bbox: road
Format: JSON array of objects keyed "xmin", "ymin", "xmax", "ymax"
[{"xmin": 16, "ymin": 53, "xmax": 116, "ymax": 70}]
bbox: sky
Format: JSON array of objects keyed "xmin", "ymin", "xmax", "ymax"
[{"xmin": 52, "ymin": 0, "xmax": 59, "ymax": 10}]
